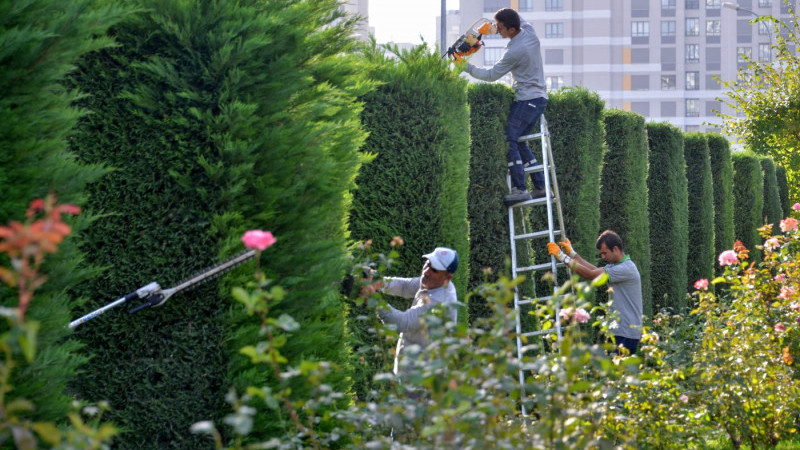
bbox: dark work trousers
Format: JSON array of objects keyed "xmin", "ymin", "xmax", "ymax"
[{"xmin": 505, "ymin": 96, "xmax": 548, "ymax": 191}]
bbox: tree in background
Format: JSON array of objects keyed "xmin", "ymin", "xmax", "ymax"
[
  {"xmin": 731, "ymin": 153, "xmax": 765, "ymax": 259},
  {"xmin": 759, "ymin": 156, "xmax": 783, "ymax": 233},
  {"xmin": 719, "ymin": 14, "xmax": 800, "ymax": 201},
  {"xmin": 684, "ymin": 133, "xmax": 715, "ymax": 293},
  {"xmin": 708, "ymin": 134, "xmax": 735, "ymax": 276},
  {"xmin": 0, "ymin": 0, "xmax": 128, "ymax": 423}
]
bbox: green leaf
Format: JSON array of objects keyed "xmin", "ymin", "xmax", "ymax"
[
  {"xmin": 591, "ymin": 272, "xmax": 608, "ymax": 287},
  {"xmin": 32, "ymin": 422, "xmax": 61, "ymax": 447}
]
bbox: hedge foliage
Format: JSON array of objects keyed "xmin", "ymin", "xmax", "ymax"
[
  {"xmin": 707, "ymin": 133, "xmax": 735, "ymax": 276},
  {"xmin": 348, "ymin": 43, "xmax": 470, "ymax": 395},
  {"xmin": 683, "ymin": 133, "xmax": 715, "ymax": 292},
  {"xmin": 67, "ymin": 0, "xmax": 369, "ymax": 446},
  {"xmin": 759, "ymin": 156, "xmax": 783, "ymax": 232},
  {"xmin": 600, "ymin": 110, "xmax": 652, "ymax": 316},
  {"xmin": 776, "ymin": 164, "xmax": 792, "ymax": 217},
  {"xmin": 0, "ymin": 0, "xmax": 128, "ymax": 423},
  {"xmin": 466, "ymin": 83, "xmax": 516, "ymax": 320},
  {"xmin": 731, "ymin": 152, "xmax": 765, "ymax": 257},
  {"xmin": 645, "ymin": 122, "xmax": 688, "ymax": 312}
]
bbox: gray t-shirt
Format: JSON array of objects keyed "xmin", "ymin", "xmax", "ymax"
[
  {"xmin": 465, "ymin": 19, "xmax": 547, "ymax": 101},
  {"xmin": 377, "ymin": 277, "xmax": 457, "ymax": 374},
  {"xmin": 604, "ymin": 257, "xmax": 643, "ymax": 339}
]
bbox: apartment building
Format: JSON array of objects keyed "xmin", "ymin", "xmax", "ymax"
[{"xmin": 453, "ymin": 0, "xmax": 795, "ymax": 132}]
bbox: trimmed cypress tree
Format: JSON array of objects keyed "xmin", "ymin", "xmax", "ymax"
[
  {"xmin": 776, "ymin": 165, "xmax": 792, "ymax": 217},
  {"xmin": 0, "ymin": 0, "xmax": 128, "ymax": 423},
  {"xmin": 683, "ymin": 133, "xmax": 715, "ymax": 292},
  {"xmin": 348, "ymin": 44, "xmax": 470, "ymax": 394},
  {"xmin": 732, "ymin": 152, "xmax": 765, "ymax": 257},
  {"xmin": 760, "ymin": 156, "xmax": 783, "ymax": 232},
  {"xmin": 600, "ymin": 110, "xmax": 652, "ymax": 316},
  {"xmin": 68, "ymin": 0, "xmax": 369, "ymax": 446},
  {"xmin": 707, "ymin": 134, "xmax": 735, "ymax": 275},
  {"xmin": 645, "ymin": 123, "xmax": 688, "ymax": 312}
]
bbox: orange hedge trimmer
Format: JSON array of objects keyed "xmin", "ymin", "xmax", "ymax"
[{"xmin": 443, "ymin": 18, "xmax": 496, "ymax": 61}]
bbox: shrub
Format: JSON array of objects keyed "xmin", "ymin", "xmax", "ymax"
[
  {"xmin": 646, "ymin": 122, "xmax": 689, "ymax": 312},
  {"xmin": 0, "ymin": 0, "xmax": 128, "ymax": 423},
  {"xmin": 708, "ymin": 134, "xmax": 735, "ymax": 276},
  {"xmin": 776, "ymin": 164, "xmax": 792, "ymax": 217},
  {"xmin": 760, "ymin": 156, "xmax": 783, "ymax": 232},
  {"xmin": 684, "ymin": 133, "xmax": 715, "ymax": 293},
  {"xmin": 67, "ymin": 0, "xmax": 370, "ymax": 445},
  {"xmin": 731, "ymin": 152, "xmax": 765, "ymax": 259},
  {"xmin": 600, "ymin": 110, "xmax": 652, "ymax": 316}
]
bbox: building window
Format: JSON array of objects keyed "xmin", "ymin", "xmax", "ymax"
[
  {"xmin": 686, "ymin": 99, "xmax": 700, "ymax": 117},
  {"xmin": 737, "ymin": 46, "xmax": 752, "ymax": 62},
  {"xmin": 484, "ymin": 47, "xmax": 504, "ymax": 65},
  {"xmin": 663, "ymin": 0, "xmax": 677, "ymax": 7},
  {"xmin": 546, "ymin": 76, "xmax": 564, "ymax": 90},
  {"xmin": 484, "ymin": 0, "xmax": 510, "ymax": 13},
  {"xmin": 662, "ymin": 21, "xmax": 676, "ymax": 37},
  {"xmin": 758, "ymin": 22, "xmax": 771, "ymax": 35},
  {"xmin": 632, "ymin": 21, "xmax": 650, "ymax": 37},
  {"xmin": 685, "ymin": 44, "xmax": 700, "ymax": 62},
  {"xmin": 661, "ymin": 101, "xmax": 677, "ymax": 117},
  {"xmin": 706, "ymin": 0, "xmax": 721, "ymax": 8},
  {"xmin": 686, "ymin": 0, "xmax": 700, "ymax": 8},
  {"xmin": 631, "ymin": 75, "xmax": 650, "ymax": 90},
  {"xmin": 685, "ymin": 71, "xmax": 700, "ymax": 90},
  {"xmin": 545, "ymin": 0, "xmax": 563, "ymax": 11},
  {"xmin": 662, "ymin": 74, "xmax": 677, "ymax": 89},
  {"xmin": 686, "ymin": 18, "xmax": 700, "ymax": 36},
  {"xmin": 686, "ymin": 125, "xmax": 701, "ymax": 132},
  {"xmin": 759, "ymin": 0, "xmax": 772, "ymax": 7},
  {"xmin": 706, "ymin": 20, "xmax": 721, "ymax": 36},
  {"xmin": 546, "ymin": 23, "xmax": 564, "ymax": 38},
  {"xmin": 706, "ymin": 100, "xmax": 721, "ymax": 116},
  {"xmin": 759, "ymin": 43, "xmax": 771, "ymax": 61},
  {"xmin": 519, "ymin": 0, "xmax": 534, "ymax": 12}
]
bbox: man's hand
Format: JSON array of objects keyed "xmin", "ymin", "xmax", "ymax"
[
  {"xmin": 559, "ymin": 238, "xmax": 577, "ymax": 258},
  {"xmin": 547, "ymin": 242, "xmax": 567, "ymax": 262},
  {"xmin": 359, "ymin": 280, "xmax": 383, "ymax": 299}
]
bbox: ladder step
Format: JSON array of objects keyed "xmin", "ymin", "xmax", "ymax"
[
  {"xmin": 523, "ymin": 164, "xmax": 549, "ymax": 174},
  {"xmin": 518, "ymin": 132, "xmax": 544, "ymax": 142},
  {"xmin": 509, "ymin": 197, "xmax": 549, "ymax": 208},
  {"xmin": 523, "ymin": 328, "xmax": 557, "ymax": 338},
  {"xmin": 516, "ymin": 295, "xmax": 553, "ymax": 305},
  {"xmin": 514, "ymin": 262, "xmax": 564, "ymax": 273},
  {"xmin": 514, "ymin": 229, "xmax": 561, "ymax": 240}
]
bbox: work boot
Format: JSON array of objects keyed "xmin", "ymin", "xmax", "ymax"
[
  {"xmin": 504, "ymin": 187, "xmax": 532, "ymax": 206},
  {"xmin": 530, "ymin": 188, "xmax": 552, "ymax": 199}
]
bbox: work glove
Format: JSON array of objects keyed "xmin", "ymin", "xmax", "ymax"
[
  {"xmin": 547, "ymin": 242, "xmax": 570, "ymax": 263},
  {"xmin": 559, "ymin": 238, "xmax": 577, "ymax": 258}
]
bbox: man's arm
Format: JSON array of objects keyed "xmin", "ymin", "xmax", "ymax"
[
  {"xmin": 465, "ymin": 47, "xmax": 518, "ymax": 82},
  {"xmin": 547, "ymin": 240, "xmax": 605, "ymax": 280}
]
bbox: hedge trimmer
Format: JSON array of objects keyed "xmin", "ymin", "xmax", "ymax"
[
  {"xmin": 443, "ymin": 18, "xmax": 496, "ymax": 61},
  {"xmin": 69, "ymin": 249, "xmax": 257, "ymax": 329}
]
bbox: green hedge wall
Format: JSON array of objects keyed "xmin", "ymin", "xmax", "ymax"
[
  {"xmin": 67, "ymin": 0, "xmax": 368, "ymax": 446},
  {"xmin": 0, "ymin": 1, "xmax": 127, "ymax": 423},
  {"xmin": 645, "ymin": 122, "xmax": 688, "ymax": 312},
  {"xmin": 732, "ymin": 152, "xmax": 765, "ymax": 258},
  {"xmin": 600, "ymin": 110, "xmax": 652, "ymax": 316},
  {"xmin": 348, "ymin": 44, "xmax": 470, "ymax": 394},
  {"xmin": 684, "ymin": 133, "xmax": 715, "ymax": 292},
  {"xmin": 760, "ymin": 156, "xmax": 783, "ymax": 232},
  {"xmin": 466, "ymin": 83, "xmax": 516, "ymax": 320},
  {"xmin": 707, "ymin": 134, "xmax": 735, "ymax": 276},
  {"xmin": 776, "ymin": 165, "xmax": 792, "ymax": 217}
]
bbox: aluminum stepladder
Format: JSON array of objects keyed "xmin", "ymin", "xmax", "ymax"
[{"xmin": 506, "ymin": 115, "xmax": 569, "ymax": 417}]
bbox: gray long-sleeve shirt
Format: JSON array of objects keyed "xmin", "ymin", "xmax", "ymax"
[
  {"xmin": 466, "ymin": 19, "xmax": 547, "ymax": 101},
  {"xmin": 377, "ymin": 277, "xmax": 458, "ymax": 374}
]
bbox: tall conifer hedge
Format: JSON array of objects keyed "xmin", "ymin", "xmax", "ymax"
[
  {"xmin": 0, "ymin": 1, "xmax": 127, "ymax": 423},
  {"xmin": 776, "ymin": 165, "xmax": 792, "ymax": 216},
  {"xmin": 759, "ymin": 156, "xmax": 783, "ymax": 232},
  {"xmin": 600, "ymin": 110, "xmax": 652, "ymax": 316},
  {"xmin": 684, "ymin": 133, "xmax": 715, "ymax": 292},
  {"xmin": 645, "ymin": 123, "xmax": 688, "ymax": 312},
  {"xmin": 732, "ymin": 152, "xmax": 765, "ymax": 257},
  {"xmin": 67, "ymin": 0, "xmax": 369, "ymax": 446},
  {"xmin": 708, "ymin": 134, "xmax": 735, "ymax": 275}
]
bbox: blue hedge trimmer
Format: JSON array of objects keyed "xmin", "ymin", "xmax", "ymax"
[{"xmin": 69, "ymin": 250, "xmax": 256, "ymax": 329}]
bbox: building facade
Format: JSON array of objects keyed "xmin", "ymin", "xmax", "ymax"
[{"xmin": 456, "ymin": 0, "xmax": 795, "ymax": 132}]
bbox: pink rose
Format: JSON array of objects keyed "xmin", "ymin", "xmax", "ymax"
[
  {"xmin": 781, "ymin": 217, "xmax": 799, "ymax": 233},
  {"xmin": 718, "ymin": 250, "xmax": 739, "ymax": 266},
  {"xmin": 559, "ymin": 308, "xmax": 572, "ymax": 322},
  {"xmin": 790, "ymin": 302, "xmax": 800, "ymax": 311},
  {"xmin": 793, "ymin": 203, "xmax": 800, "ymax": 211},
  {"xmin": 679, "ymin": 394, "xmax": 688, "ymax": 403},
  {"xmin": 775, "ymin": 323, "xmax": 787, "ymax": 332},
  {"xmin": 573, "ymin": 308, "xmax": 591, "ymax": 323},
  {"xmin": 241, "ymin": 230, "xmax": 276, "ymax": 251},
  {"xmin": 694, "ymin": 278, "xmax": 709, "ymax": 291},
  {"xmin": 764, "ymin": 238, "xmax": 780, "ymax": 251},
  {"xmin": 775, "ymin": 274, "xmax": 786, "ymax": 282},
  {"xmin": 779, "ymin": 286, "xmax": 797, "ymax": 301}
]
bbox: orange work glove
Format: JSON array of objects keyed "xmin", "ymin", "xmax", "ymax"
[{"xmin": 559, "ymin": 238, "xmax": 577, "ymax": 258}]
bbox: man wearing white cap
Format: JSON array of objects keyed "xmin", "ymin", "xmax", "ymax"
[{"xmin": 361, "ymin": 247, "xmax": 459, "ymax": 375}]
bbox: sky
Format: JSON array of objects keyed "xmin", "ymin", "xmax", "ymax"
[{"xmin": 368, "ymin": 0, "xmax": 460, "ymax": 45}]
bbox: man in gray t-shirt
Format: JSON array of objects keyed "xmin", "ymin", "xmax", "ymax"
[
  {"xmin": 360, "ymin": 247, "xmax": 459, "ymax": 374},
  {"xmin": 548, "ymin": 230, "xmax": 643, "ymax": 354},
  {"xmin": 462, "ymin": 8, "xmax": 549, "ymax": 206}
]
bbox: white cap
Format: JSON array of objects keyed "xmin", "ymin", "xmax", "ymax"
[{"xmin": 423, "ymin": 247, "xmax": 459, "ymax": 273}]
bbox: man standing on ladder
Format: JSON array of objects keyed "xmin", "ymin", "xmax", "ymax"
[
  {"xmin": 547, "ymin": 231, "xmax": 643, "ymax": 354},
  {"xmin": 462, "ymin": 8, "xmax": 548, "ymax": 206}
]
